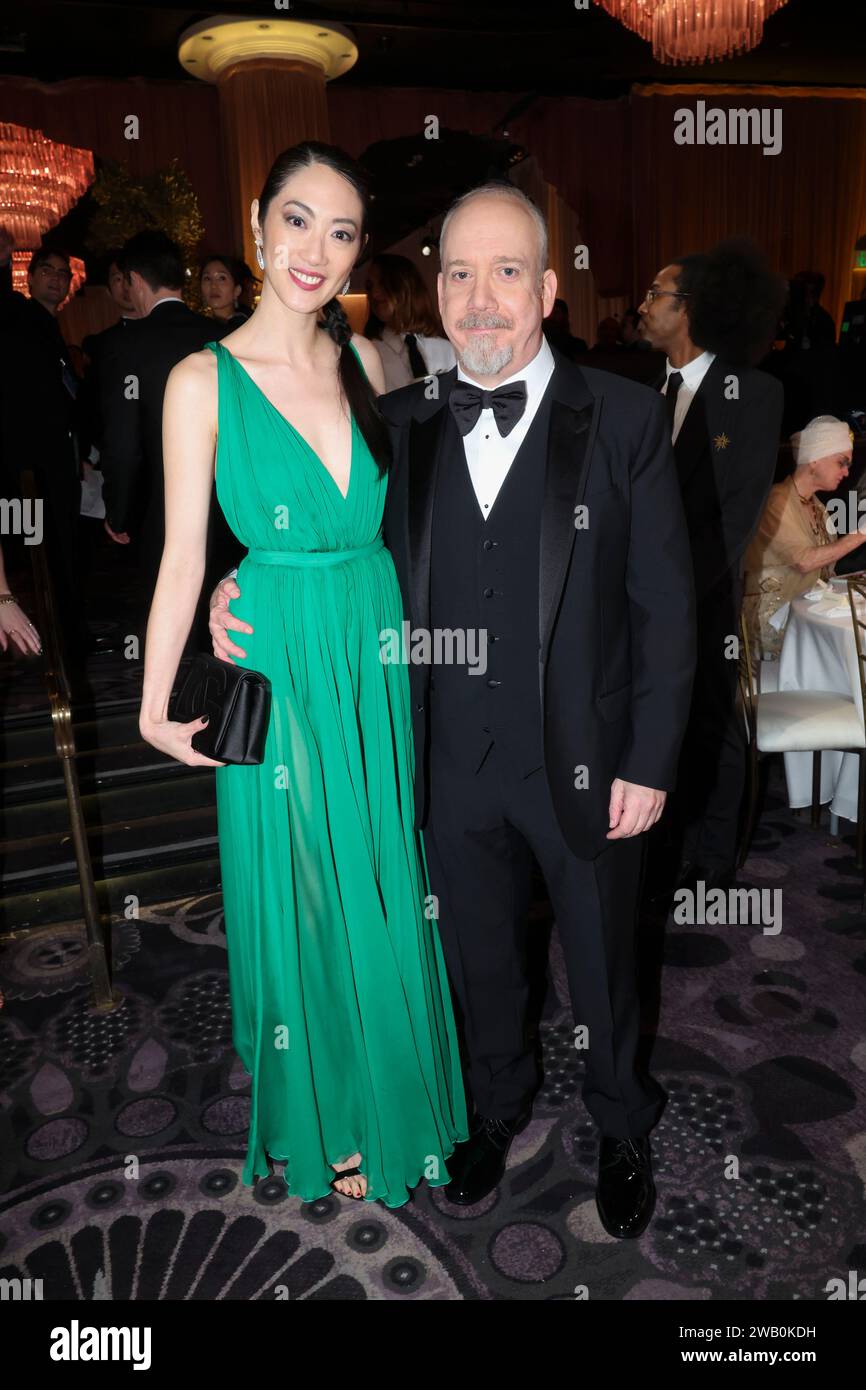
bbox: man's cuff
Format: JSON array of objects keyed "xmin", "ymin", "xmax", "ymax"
[{"xmin": 222, "ymin": 568, "xmax": 238, "ymax": 582}]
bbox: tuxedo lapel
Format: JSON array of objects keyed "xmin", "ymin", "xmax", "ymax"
[
  {"xmin": 672, "ymin": 388, "xmax": 708, "ymax": 489},
  {"xmin": 539, "ymin": 387, "xmax": 600, "ymax": 661},
  {"xmin": 407, "ymin": 405, "xmax": 448, "ymax": 633}
]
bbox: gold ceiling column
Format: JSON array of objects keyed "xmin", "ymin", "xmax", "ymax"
[{"xmin": 178, "ymin": 17, "xmax": 358, "ymax": 272}]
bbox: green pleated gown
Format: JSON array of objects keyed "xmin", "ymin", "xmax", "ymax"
[{"xmin": 207, "ymin": 339, "xmax": 468, "ymax": 1206}]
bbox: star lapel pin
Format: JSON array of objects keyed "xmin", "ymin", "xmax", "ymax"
[{"xmin": 714, "ymin": 432, "xmax": 730, "ymax": 451}]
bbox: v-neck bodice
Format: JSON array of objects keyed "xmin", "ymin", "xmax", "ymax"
[{"xmin": 207, "ymin": 338, "xmax": 384, "ymax": 554}]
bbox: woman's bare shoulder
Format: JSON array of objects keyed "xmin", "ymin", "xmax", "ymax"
[
  {"xmin": 164, "ymin": 346, "xmax": 220, "ymax": 431},
  {"xmin": 167, "ymin": 344, "xmax": 218, "ymax": 395},
  {"xmin": 350, "ymin": 333, "xmax": 385, "ymax": 392}
]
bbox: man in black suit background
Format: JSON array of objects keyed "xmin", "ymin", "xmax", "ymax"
[
  {"xmin": 0, "ymin": 239, "xmax": 87, "ymax": 662},
  {"xmin": 639, "ymin": 241, "xmax": 786, "ymax": 893},
  {"xmin": 100, "ymin": 230, "xmax": 238, "ymax": 644},
  {"xmin": 78, "ymin": 254, "xmax": 142, "ymax": 464},
  {"xmin": 209, "ymin": 184, "xmax": 696, "ymax": 1236},
  {"xmin": 542, "ymin": 296, "xmax": 587, "ymax": 359}
]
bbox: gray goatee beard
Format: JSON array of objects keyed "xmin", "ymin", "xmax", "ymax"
[{"xmin": 457, "ymin": 314, "xmax": 514, "ymax": 377}]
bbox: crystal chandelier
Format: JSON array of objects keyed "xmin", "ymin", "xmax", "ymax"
[
  {"xmin": 0, "ymin": 122, "xmax": 94, "ymax": 294},
  {"xmin": 597, "ymin": 0, "xmax": 790, "ymax": 65}
]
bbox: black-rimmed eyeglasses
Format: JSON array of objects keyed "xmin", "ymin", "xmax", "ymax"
[{"xmin": 644, "ymin": 288, "xmax": 690, "ymax": 305}]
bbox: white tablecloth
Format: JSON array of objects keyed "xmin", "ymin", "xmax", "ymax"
[{"xmin": 773, "ymin": 590, "xmax": 866, "ymax": 822}]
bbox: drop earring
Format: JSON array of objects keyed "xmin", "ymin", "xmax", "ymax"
[
  {"xmin": 255, "ymin": 243, "xmax": 265, "ymax": 270},
  {"xmin": 340, "ymin": 276, "xmax": 351, "ymax": 295}
]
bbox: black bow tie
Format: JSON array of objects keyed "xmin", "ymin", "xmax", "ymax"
[{"xmin": 449, "ymin": 379, "xmax": 528, "ymax": 438}]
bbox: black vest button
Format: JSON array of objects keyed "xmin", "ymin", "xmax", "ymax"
[
  {"xmin": 483, "ymin": 587, "xmax": 494, "ymax": 598},
  {"xmin": 482, "ymin": 539, "xmax": 496, "ymax": 551},
  {"xmin": 486, "ymin": 679, "xmax": 501, "ymax": 688}
]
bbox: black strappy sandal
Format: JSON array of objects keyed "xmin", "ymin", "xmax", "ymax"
[{"xmin": 329, "ymin": 1165, "xmax": 365, "ymax": 1196}]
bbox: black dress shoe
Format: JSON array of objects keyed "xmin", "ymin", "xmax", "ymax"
[
  {"xmin": 443, "ymin": 1109, "xmax": 532, "ymax": 1206},
  {"xmin": 595, "ymin": 1136, "xmax": 656, "ymax": 1239}
]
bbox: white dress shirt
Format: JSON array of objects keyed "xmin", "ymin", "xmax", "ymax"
[
  {"xmin": 458, "ymin": 335, "xmax": 556, "ymax": 518},
  {"xmin": 374, "ymin": 328, "xmax": 456, "ymax": 391},
  {"xmin": 662, "ymin": 349, "xmax": 716, "ymax": 443},
  {"xmin": 148, "ymin": 295, "xmax": 185, "ymax": 312}
]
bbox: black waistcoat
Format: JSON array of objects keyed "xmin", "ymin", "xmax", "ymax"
[{"xmin": 428, "ymin": 392, "xmax": 552, "ymax": 775}]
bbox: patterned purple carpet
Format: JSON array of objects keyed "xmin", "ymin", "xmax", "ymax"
[{"xmin": 1, "ymin": 765, "xmax": 864, "ymax": 1301}]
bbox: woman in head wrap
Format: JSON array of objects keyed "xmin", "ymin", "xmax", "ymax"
[{"xmin": 742, "ymin": 415, "xmax": 861, "ymax": 657}]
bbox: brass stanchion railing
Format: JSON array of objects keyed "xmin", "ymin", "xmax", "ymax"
[{"xmin": 18, "ymin": 469, "xmax": 119, "ymax": 1012}]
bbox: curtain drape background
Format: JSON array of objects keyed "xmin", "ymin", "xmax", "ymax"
[
  {"xmin": 0, "ymin": 77, "xmax": 232, "ymax": 253},
  {"xmin": 2, "ymin": 76, "xmax": 865, "ymax": 342},
  {"xmin": 629, "ymin": 85, "xmax": 866, "ymax": 331},
  {"xmin": 380, "ymin": 153, "xmax": 625, "ymax": 347}
]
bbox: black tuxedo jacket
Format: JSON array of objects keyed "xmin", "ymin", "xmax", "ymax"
[
  {"xmin": 100, "ymin": 299, "xmax": 225, "ymax": 537},
  {"xmin": 83, "ymin": 316, "xmax": 128, "ymax": 368},
  {"xmin": 379, "ymin": 351, "xmax": 697, "ymax": 860},
  {"xmin": 0, "ymin": 268, "xmax": 78, "ymax": 495},
  {"xmin": 79, "ymin": 317, "xmax": 133, "ymax": 459},
  {"xmin": 662, "ymin": 356, "xmax": 783, "ymax": 611}
]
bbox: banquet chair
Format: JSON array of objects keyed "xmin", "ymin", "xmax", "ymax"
[
  {"xmin": 845, "ymin": 575, "xmax": 866, "ymax": 891},
  {"xmin": 737, "ymin": 603, "xmax": 866, "ymax": 869}
]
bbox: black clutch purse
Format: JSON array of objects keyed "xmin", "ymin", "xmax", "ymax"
[{"xmin": 170, "ymin": 652, "xmax": 272, "ymax": 765}]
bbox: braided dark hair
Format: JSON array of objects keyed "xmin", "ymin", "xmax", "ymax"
[
  {"xmin": 320, "ymin": 296, "xmax": 354, "ymax": 348},
  {"xmin": 257, "ymin": 141, "xmax": 391, "ymax": 476}
]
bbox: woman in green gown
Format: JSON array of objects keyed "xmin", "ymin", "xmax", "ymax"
[{"xmin": 140, "ymin": 142, "xmax": 468, "ymax": 1206}]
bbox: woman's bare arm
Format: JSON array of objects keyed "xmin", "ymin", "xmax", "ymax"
[
  {"xmin": 794, "ymin": 526, "xmax": 866, "ymax": 575},
  {"xmin": 0, "ymin": 541, "xmax": 40, "ymax": 654},
  {"xmin": 139, "ymin": 351, "xmax": 224, "ymax": 765}
]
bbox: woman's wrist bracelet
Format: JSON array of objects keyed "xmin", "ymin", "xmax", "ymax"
[{"xmin": 0, "ymin": 593, "xmax": 16, "ymax": 604}]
